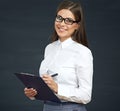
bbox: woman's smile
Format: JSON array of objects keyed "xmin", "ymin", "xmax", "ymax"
[{"xmin": 57, "ymin": 26, "xmax": 67, "ymax": 33}]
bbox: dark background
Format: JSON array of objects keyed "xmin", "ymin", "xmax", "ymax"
[{"xmin": 0, "ymin": 0, "xmax": 120, "ymax": 111}]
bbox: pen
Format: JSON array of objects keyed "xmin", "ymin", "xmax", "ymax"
[{"xmin": 51, "ymin": 73, "xmax": 58, "ymax": 77}]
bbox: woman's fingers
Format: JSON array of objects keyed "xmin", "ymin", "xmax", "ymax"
[
  {"xmin": 24, "ymin": 88, "xmax": 37, "ymax": 98},
  {"xmin": 42, "ymin": 74, "xmax": 58, "ymax": 93},
  {"xmin": 42, "ymin": 74, "xmax": 53, "ymax": 85}
]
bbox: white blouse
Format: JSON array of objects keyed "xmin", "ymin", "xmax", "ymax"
[{"xmin": 39, "ymin": 38, "xmax": 93, "ymax": 104}]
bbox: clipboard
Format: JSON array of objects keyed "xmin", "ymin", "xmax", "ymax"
[{"xmin": 14, "ymin": 72, "xmax": 61, "ymax": 103}]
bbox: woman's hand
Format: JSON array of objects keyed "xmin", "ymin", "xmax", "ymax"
[
  {"xmin": 42, "ymin": 74, "xmax": 58, "ymax": 93},
  {"xmin": 24, "ymin": 87, "xmax": 37, "ymax": 99}
]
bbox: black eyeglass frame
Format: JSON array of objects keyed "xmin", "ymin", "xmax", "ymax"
[{"xmin": 55, "ymin": 15, "xmax": 79, "ymax": 25}]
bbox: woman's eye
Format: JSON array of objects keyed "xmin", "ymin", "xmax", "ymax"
[
  {"xmin": 66, "ymin": 18, "xmax": 73, "ymax": 23},
  {"xmin": 56, "ymin": 15, "xmax": 62, "ymax": 19}
]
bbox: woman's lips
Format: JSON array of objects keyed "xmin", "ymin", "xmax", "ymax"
[{"xmin": 58, "ymin": 27, "xmax": 67, "ymax": 32}]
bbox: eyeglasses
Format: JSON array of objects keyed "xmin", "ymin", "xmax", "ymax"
[{"xmin": 55, "ymin": 15, "xmax": 79, "ymax": 25}]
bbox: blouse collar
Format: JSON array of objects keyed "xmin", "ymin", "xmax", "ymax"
[{"xmin": 57, "ymin": 37, "xmax": 74, "ymax": 48}]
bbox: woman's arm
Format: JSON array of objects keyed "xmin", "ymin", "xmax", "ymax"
[{"xmin": 57, "ymin": 49, "xmax": 93, "ymax": 104}]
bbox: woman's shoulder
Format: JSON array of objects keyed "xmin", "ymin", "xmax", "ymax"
[
  {"xmin": 44, "ymin": 41, "xmax": 58, "ymax": 56},
  {"xmin": 45, "ymin": 41, "xmax": 58, "ymax": 49},
  {"xmin": 72, "ymin": 41, "xmax": 92, "ymax": 54},
  {"xmin": 72, "ymin": 42, "xmax": 93, "ymax": 61},
  {"xmin": 49, "ymin": 41, "xmax": 58, "ymax": 46}
]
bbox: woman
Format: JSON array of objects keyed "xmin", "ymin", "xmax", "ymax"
[{"xmin": 24, "ymin": 0, "xmax": 93, "ymax": 111}]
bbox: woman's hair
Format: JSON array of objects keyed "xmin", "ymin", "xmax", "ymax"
[{"xmin": 51, "ymin": 0, "xmax": 89, "ymax": 47}]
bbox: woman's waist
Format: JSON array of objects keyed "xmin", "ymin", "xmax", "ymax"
[{"xmin": 44, "ymin": 100, "xmax": 83, "ymax": 106}]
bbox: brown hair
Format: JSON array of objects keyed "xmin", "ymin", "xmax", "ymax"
[{"xmin": 51, "ymin": 0, "xmax": 89, "ymax": 47}]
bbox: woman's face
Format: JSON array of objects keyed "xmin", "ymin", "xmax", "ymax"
[{"xmin": 55, "ymin": 9, "xmax": 79, "ymax": 42}]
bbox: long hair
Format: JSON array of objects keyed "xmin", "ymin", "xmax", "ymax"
[{"xmin": 51, "ymin": 0, "xmax": 89, "ymax": 48}]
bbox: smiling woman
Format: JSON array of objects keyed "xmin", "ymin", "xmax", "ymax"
[
  {"xmin": 55, "ymin": 9, "xmax": 80, "ymax": 42},
  {"xmin": 24, "ymin": 0, "xmax": 93, "ymax": 111},
  {"xmin": 51, "ymin": 0, "xmax": 88, "ymax": 47}
]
